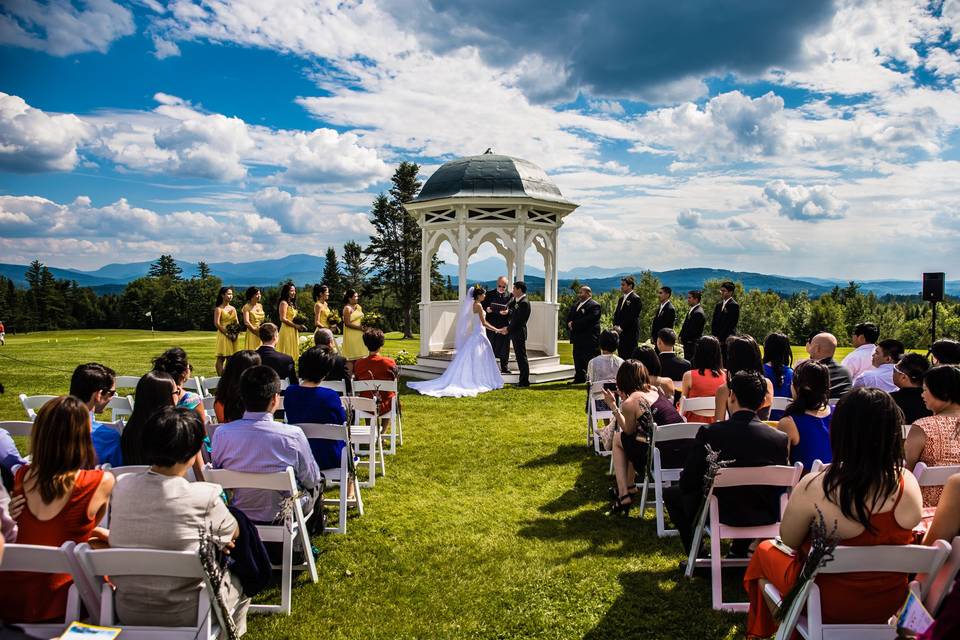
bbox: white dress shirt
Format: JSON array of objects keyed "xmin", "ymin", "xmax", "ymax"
[
  {"xmin": 841, "ymin": 343, "xmax": 876, "ymax": 381},
  {"xmin": 852, "ymin": 363, "xmax": 897, "ymax": 393}
]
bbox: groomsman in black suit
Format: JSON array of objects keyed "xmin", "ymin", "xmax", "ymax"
[
  {"xmin": 650, "ymin": 286, "xmax": 676, "ymax": 348},
  {"xmin": 711, "ymin": 281, "xmax": 740, "ymax": 356},
  {"xmin": 679, "ymin": 289, "xmax": 706, "ymax": 360},
  {"xmin": 567, "ymin": 285, "xmax": 602, "ymax": 383},
  {"xmin": 508, "ymin": 281, "xmax": 531, "ymax": 387},
  {"xmin": 612, "ymin": 275, "xmax": 642, "ymax": 360},
  {"xmin": 485, "ymin": 276, "xmax": 513, "ymax": 374}
]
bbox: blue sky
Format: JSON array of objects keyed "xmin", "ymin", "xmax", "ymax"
[{"xmin": 1, "ymin": 0, "xmax": 959, "ymax": 280}]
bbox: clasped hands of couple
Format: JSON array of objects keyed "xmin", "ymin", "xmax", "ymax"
[{"xmin": 486, "ymin": 305, "xmax": 510, "ymax": 335}]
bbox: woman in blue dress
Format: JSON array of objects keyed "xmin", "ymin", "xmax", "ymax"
[
  {"xmin": 776, "ymin": 359, "xmax": 832, "ymax": 471},
  {"xmin": 762, "ymin": 332, "xmax": 794, "ymax": 420}
]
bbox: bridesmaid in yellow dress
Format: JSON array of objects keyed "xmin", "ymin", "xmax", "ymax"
[
  {"xmin": 214, "ymin": 287, "xmax": 239, "ymax": 374},
  {"xmin": 242, "ymin": 286, "xmax": 265, "ymax": 350},
  {"xmin": 341, "ymin": 288, "xmax": 368, "ymax": 370},
  {"xmin": 277, "ymin": 282, "xmax": 306, "ymax": 360},
  {"xmin": 313, "ymin": 284, "xmax": 332, "ymax": 330}
]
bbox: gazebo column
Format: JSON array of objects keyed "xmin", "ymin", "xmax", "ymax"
[
  {"xmin": 515, "ymin": 208, "xmax": 526, "ymax": 282},
  {"xmin": 457, "ymin": 218, "xmax": 468, "ymax": 299},
  {"xmin": 420, "ymin": 229, "xmax": 432, "ymax": 303}
]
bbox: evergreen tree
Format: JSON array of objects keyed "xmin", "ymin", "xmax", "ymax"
[
  {"xmin": 322, "ymin": 246, "xmax": 343, "ymax": 304},
  {"xmin": 197, "ymin": 261, "xmax": 211, "ymax": 279},
  {"xmin": 341, "ymin": 240, "xmax": 369, "ymax": 294},
  {"xmin": 366, "ymin": 162, "xmax": 424, "ymax": 338},
  {"xmin": 148, "ymin": 254, "xmax": 182, "ymax": 279}
]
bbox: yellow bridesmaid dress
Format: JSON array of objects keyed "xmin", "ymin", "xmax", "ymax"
[
  {"xmin": 341, "ymin": 304, "xmax": 368, "ymax": 361},
  {"xmin": 315, "ymin": 302, "xmax": 331, "ymax": 329},
  {"xmin": 215, "ymin": 306, "xmax": 239, "ymax": 357},
  {"xmin": 243, "ymin": 302, "xmax": 265, "ymax": 350},
  {"xmin": 277, "ymin": 303, "xmax": 300, "ymax": 360}
]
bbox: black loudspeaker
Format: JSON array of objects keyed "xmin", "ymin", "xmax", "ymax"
[{"xmin": 923, "ymin": 272, "xmax": 945, "ymax": 302}]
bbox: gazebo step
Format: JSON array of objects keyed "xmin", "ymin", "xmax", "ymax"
[
  {"xmin": 416, "ymin": 352, "xmax": 561, "ymax": 369},
  {"xmin": 401, "ymin": 362, "xmax": 576, "ymax": 384}
]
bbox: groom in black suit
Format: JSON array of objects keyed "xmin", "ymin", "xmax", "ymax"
[
  {"xmin": 508, "ymin": 281, "xmax": 531, "ymax": 387},
  {"xmin": 612, "ymin": 275, "xmax": 642, "ymax": 360},
  {"xmin": 485, "ymin": 276, "xmax": 513, "ymax": 374}
]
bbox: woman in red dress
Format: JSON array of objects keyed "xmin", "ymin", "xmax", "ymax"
[
  {"xmin": 353, "ymin": 328, "xmax": 399, "ymax": 422},
  {"xmin": 743, "ymin": 387, "xmax": 923, "ymax": 638}
]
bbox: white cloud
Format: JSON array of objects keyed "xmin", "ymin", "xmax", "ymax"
[
  {"xmin": 762, "ymin": 180, "xmax": 848, "ymax": 221},
  {"xmin": 0, "ymin": 92, "xmax": 92, "ymax": 172},
  {"xmin": 0, "ymin": 0, "xmax": 134, "ymax": 56},
  {"xmin": 252, "ymin": 187, "xmax": 373, "ymax": 236},
  {"xmin": 676, "ymin": 209, "xmax": 702, "ymax": 229}
]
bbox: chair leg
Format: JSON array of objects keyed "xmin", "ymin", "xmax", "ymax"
[
  {"xmin": 354, "ymin": 476, "xmax": 364, "ymax": 516},
  {"xmin": 281, "ymin": 526, "xmax": 293, "ymax": 615},
  {"xmin": 711, "ymin": 528, "xmax": 723, "ymax": 610},
  {"xmin": 339, "ymin": 480, "xmax": 348, "ymax": 534},
  {"xmin": 377, "ymin": 432, "xmax": 387, "ymax": 476},
  {"xmin": 638, "ymin": 475, "xmax": 650, "ymax": 516}
]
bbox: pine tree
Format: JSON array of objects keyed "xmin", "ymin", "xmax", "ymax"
[
  {"xmin": 366, "ymin": 162, "xmax": 424, "ymax": 338},
  {"xmin": 148, "ymin": 254, "xmax": 182, "ymax": 279},
  {"xmin": 197, "ymin": 261, "xmax": 211, "ymax": 279},
  {"xmin": 342, "ymin": 240, "xmax": 369, "ymax": 294},
  {"xmin": 322, "ymin": 246, "xmax": 343, "ymax": 304}
]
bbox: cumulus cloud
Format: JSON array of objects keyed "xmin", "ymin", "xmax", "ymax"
[
  {"xmin": 0, "ymin": 0, "xmax": 134, "ymax": 55},
  {"xmin": 762, "ymin": 180, "xmax": 848, "ymax": 221},
  {"xmin": 0, "ymin": 92, "xmax": 92, "ymax": 172},
  {"xmin": 252, "ymin": 187, "xmax": 373, "ymax": 236},
  {"xmin": 676, "ymin": 209, "xmax": 702, "ymax": 229}
]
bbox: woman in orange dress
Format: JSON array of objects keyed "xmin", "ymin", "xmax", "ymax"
[
  {"xmin": 0, "ymin": 396, "xmax": 114, "ymax": 623},
  {"xmin": 904, "ymin": 365, "xmax": 960, "ymax": 506},
  {"xmin": 680, "ymin": 335, "xmax": 726, "ymax": 423},
  {"xmin": 743, "ymin": 388, "xmax": 923, "ymax": 639},
  {"xmin": 353, "ymin": 328, "xmax": 399, "ymax": 419}
]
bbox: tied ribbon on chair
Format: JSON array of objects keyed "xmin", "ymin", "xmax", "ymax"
[
  {"xmin": 684, "ymin": 444, "xmax": 734, "ymax": 578},
  {"xmin": 276, "ymin": 484, "xmax": 326, "ymax": 536},
  {"xmin": 775, "ymin": 506, "xmax": 840, "ymax": 622},
  {"xmin": 198, "ymin": 526, "xmax": 240, "ymax": 640}
]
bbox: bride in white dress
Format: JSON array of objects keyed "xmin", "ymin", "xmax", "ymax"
[{"xmin": 408, "ymin": 285, "xmax": 505, "ymax": 398}]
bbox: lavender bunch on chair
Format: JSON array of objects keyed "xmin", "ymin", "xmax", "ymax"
[
  {"xmin": 198, "ymin": 526, "xmax": 239, "ymax": 640},
  {"xmin": 775, "ymin": 505, "xmax": 839, "ymax": 622},
  {"xmin": 684, "ymin": 444, "xmax": 735, "ymax": 578}
]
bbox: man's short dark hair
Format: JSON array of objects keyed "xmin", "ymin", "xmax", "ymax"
[
  {"xmin": 877, "ymin": 339, "xmax": 905, "ymax": 363},
  {"xmin": 143, "ymin": 407, "xmax": 205, "ymax": 467},
  {"xmin": 853, "ymin": 322, "xmax": 880, "ymax": 343},
  {"xmin": 897, "ymin": 353, "xmax": 930, "ymax": 384},
  {"xmin": 660, "ymin": 286, "xmax": 672, "ymax": 296},
  {"xmin": 362, "ymin": 328, "xmax": 385, "ymax": 352},
  {"xmin": 513, "ymin": 281, "xmax": 526, "ymax": 294},
  {"xmin": 621, "ymin": 275, "xmax": 635, "ymax": 288},
  {"xmin": 931, "ymin": 339, "xmax": 960, "ymax": 365},
  {"xmin": 720, "ymin": 281, "xmax": 736, "ymax": 293},
  {"xmin": 240, "ymin": 365, "xmax": 281, "ymax": 412},
  {"xmin": 259, "ymin": 322, "xmax": 278, "ymax": 343},
  {"xmin": 688, "ymin": 290, "xmax": 702, "ymax": 301},
  {"xmin": 657, "ymin": 328, "xmax": 677, "ymax": 346},
  {"xmin": 314, "ymin": 328, "xmax": 334, "ymax": 347},
  {"xmin": 728, "ymin": 371, "xmax": 766, "ymax": 411},
  {"xmin": 599, "ymin": 330, "xmax": 620, "ymax": 352},
  {"xmin": 298, "ymin": 347, "xmax": 334, "ymax": 383},
  {"xmin": 69, "ymin": 363, "xmax": 116, "ymax": 402}
]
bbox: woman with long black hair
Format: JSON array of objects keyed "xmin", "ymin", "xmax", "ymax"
[
  {"xmin": 213, "ymin": 286, "xmax": 239, "ymax": 375},
  {"xmin": 762, "ymin": 332, "xmax": 794, "ymax": 420},
  {"xmin": 775, "ymin": 359, "xmax": 832, "ymax": 471},
  {"xmin": 120, "ymin": 371, "xmax": 180, "ymax": 465},
  {"xmin": 276, "ymin": 282, "xmax": 305, "ymax": 361}
]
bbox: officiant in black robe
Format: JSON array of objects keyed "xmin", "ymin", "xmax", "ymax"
[{"xmin": 485, "ymin": 276, "xmax": 512, "ymax": 374}]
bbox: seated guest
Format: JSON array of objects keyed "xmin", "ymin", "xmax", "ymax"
[
  {"xmin": 891, "ymin": 353, "xmax": 932, "ymax": 424},
  {"xmin": 680, "ymin": 335, "xmax": 726, "ymax": 424},
  {"xmin": 852, "ymin": 338, "xmax": 904, "ymax": 392},
  {"xmin": 586, "ymin": 330, "xmax": 624, "ymax": 412},
  {"xmin": 601, "ymin": 360, "xmax": 684, "ymax": 514},
  {"xmin": 153, "ymin": 347, "xmax": 206, "ymax": 425},
  {"xmin": 211, "ymin": 366, "xmax": 320, "ymax": 524},
  {"xmin": 109, "ymin": 407, "xmax": 248, "ymax": 633},
  {"xmin": 714, "ymin": 335, "xmax": 773, "ymax": 422},
  {"xmin": 841, "ymin": 321, "xmax": 879, "ymax": 381},
  {"xmin": 632, "ymin": 344, "xmax": 676, "ymax": 400},
  {"xmin": 805, "ymin": 332, "xmax": 852, "ymax": 399},
  {"xmin": 0, "ymin": 396, "xmax": 114, "ymax": 623},
  {"xmin": 744, "ymin": 387, "xmax": 923, "ymax": 638},
  {"xmin": 924, "ymin": 472, "xmax": 960, "ymax": 544},
  {"xmin": 1, "ymin": 484, "xmax": 17, "ymax": 542},
  {"xmin": 284, "ymin": 347, "xmax": 348, "ymax": 470},
  {"xmin": 905, "ymin": 365, "xmax": 960, "ymax": 506},
  {"xmin": 762, "ymin": 332, "xmax": 794, "ymax": 420},
  {"xmin": 1, "ymin": 424, "xmax": 26, "ymax": 491},
  {"xmin": 664, "ymin": 372, "xmax": 789, "ymax": 555},
  {"xmin": 314, "ymin": 328, "xmax": 351, "ymax": 393},
  {"xmin": 776, "ymin": 360, "xmax": 832, "ymax": 472},
  {"xmin": 214, "ymin": 350, "xmax": 262, "ymax": 423},
  {"xmin": 69, "ymin": 362, "xmax": 122, "ymax": 467},
  {"xmin": 120, "ymin": 371, "xmax": 179, "ymax": 465},
  {"xmin": 657, "ymin": 328, "xmax": 690, "ymax": 403},
  {"xmin": 256, "ymin": 323, "xmax": 298, "ymax": 386},
  {"xmin": 930, "ymin": 338, "xmax": 960, "ymax": 365},
  {"xmin": 353, "ymin": 329, "xmax": 400, "ymax": 421}
]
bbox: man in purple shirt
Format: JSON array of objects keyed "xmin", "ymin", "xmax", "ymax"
[{"xmin": 211, "ymin": 365, "xmax": 320, "ymax": 524}]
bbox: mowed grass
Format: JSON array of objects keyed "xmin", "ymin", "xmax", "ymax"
[{"xmin": 0, "ymin": 330, "xmax": 852, "ymax": 639}]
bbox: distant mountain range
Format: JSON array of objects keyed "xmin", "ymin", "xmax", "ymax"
[{"xmin": 2, "ymin": 254, "xmax": 956, "ymax": 298}]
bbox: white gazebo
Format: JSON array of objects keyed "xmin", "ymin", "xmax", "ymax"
[{"xmin": 403, "ymin": 152, "xmax": 579, "ymax": 383}]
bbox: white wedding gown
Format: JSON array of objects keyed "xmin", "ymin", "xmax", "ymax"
[{"xmin": 408, "ymin": 299, "xmax": 504, "ymax": 398}]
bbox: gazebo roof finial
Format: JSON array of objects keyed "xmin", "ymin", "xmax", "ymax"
[{"xmin": 483, "ymin": 148, "xmax": 492, "ymax": 154}]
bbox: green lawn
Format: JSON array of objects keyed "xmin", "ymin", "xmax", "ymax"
[{"xmin": 0, "ymin": 330, "xmax": 849, "ymax": 639}]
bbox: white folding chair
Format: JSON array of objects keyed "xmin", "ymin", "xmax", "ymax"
[
  {"xmin": 106, "ymin": 394, "xmax": 134, "ymax": 422},
  {"xmin": 203, "ymin": 466, "xmax": 318, "ymax": 614},
  {"xmin": 320, "ymin": 380, "xmax": 347, "ymax": 395},
  {"xmin": 280, "ymin": 379, "xmax": 290, "ymax": 391},
  {"xmin": 677, "ymin": 395, "xmax": 716, "ymax": 419},
  {"xmin": 925, "ymin": 536, "xmax": 960, "ymax": 616},
  {"xmin": 76, "ymin": 543, "xmax": 233, "ymax": 639},
  {"xmin": 295, "ymin": 422, "xmax": 364, "ymax": 534},
  {"xmin": 0, "ymin": 541, "xmax": 96, "ymax": 634},
  {"xmin": 200, "ymin": 376, "xmax": 220, "ymax": 397},
  {"xmin": 183, "ymin": 376, "xmax": 206, "ymax": 398},
  {"xmin": 766, "ymin": 541, "xmax": 951, "ymax": 640},
  {"xmin": 586, "ymin": 380, "xmax": 615, "ymax": 456},
  {"xmin": 912, "ymin": 462, "xmax": 960, "ymax": 490},
  {"xmin": 688, "ymin": 463, "xmax": 804, "ymax": 612},
  {"xmin": 342, "ymin": 395, "xmax": 385, "ymax": 487},
  {"xmin": 352, "ymin": 379, "xmax": 403, "ymax": 455},
  {"xmin": 638, "ymin": 422, "xmax": 707, "ymax": 537},
  {"xmin": 0, "ymin": 420, "xmax": 33, "ymax": 437},
  {"xmin": 19, "ymin": 393, "xmax": 57, "ymax": 421},
  {"xmin": 810, "ymin": 459, "xmax": 831, "ymax": 474},
  {"xmin": 201, "ymin": 396, "xmax": 219, "ymax": 425},
  {"xmin": 114, "ymin": 375, "xmax": 142, "ymax": 390},
  {"xmin": 771, "ymin": 396, "xmax": 791, "ymax": 413},
  {"xmin": 827, "ymin": 397, "xmax": 840, "ymax": 408}
]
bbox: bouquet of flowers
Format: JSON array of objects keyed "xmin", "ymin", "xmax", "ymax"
[
  {"xmin": 363, "ymin": 311, "xmax": 386, "ymax": 330},
  {"xmin": 394, "ymin": 350, "xmax": 418, "ymax": 366},
  {"xmin": 326, "ymin": 310, "xmax": 342, "ymax": 333},
  {"xmin": 293, "ymin": 314, "xmax": 309, "ymax": 332},
  {"xmin": 224, "ymin": 321, "xmax": 242, "ymax": 342}
]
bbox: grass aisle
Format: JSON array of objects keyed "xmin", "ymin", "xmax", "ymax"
[{"xmin": 2, "ymin": 331, "xmax": 846, "ymax": 638}]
